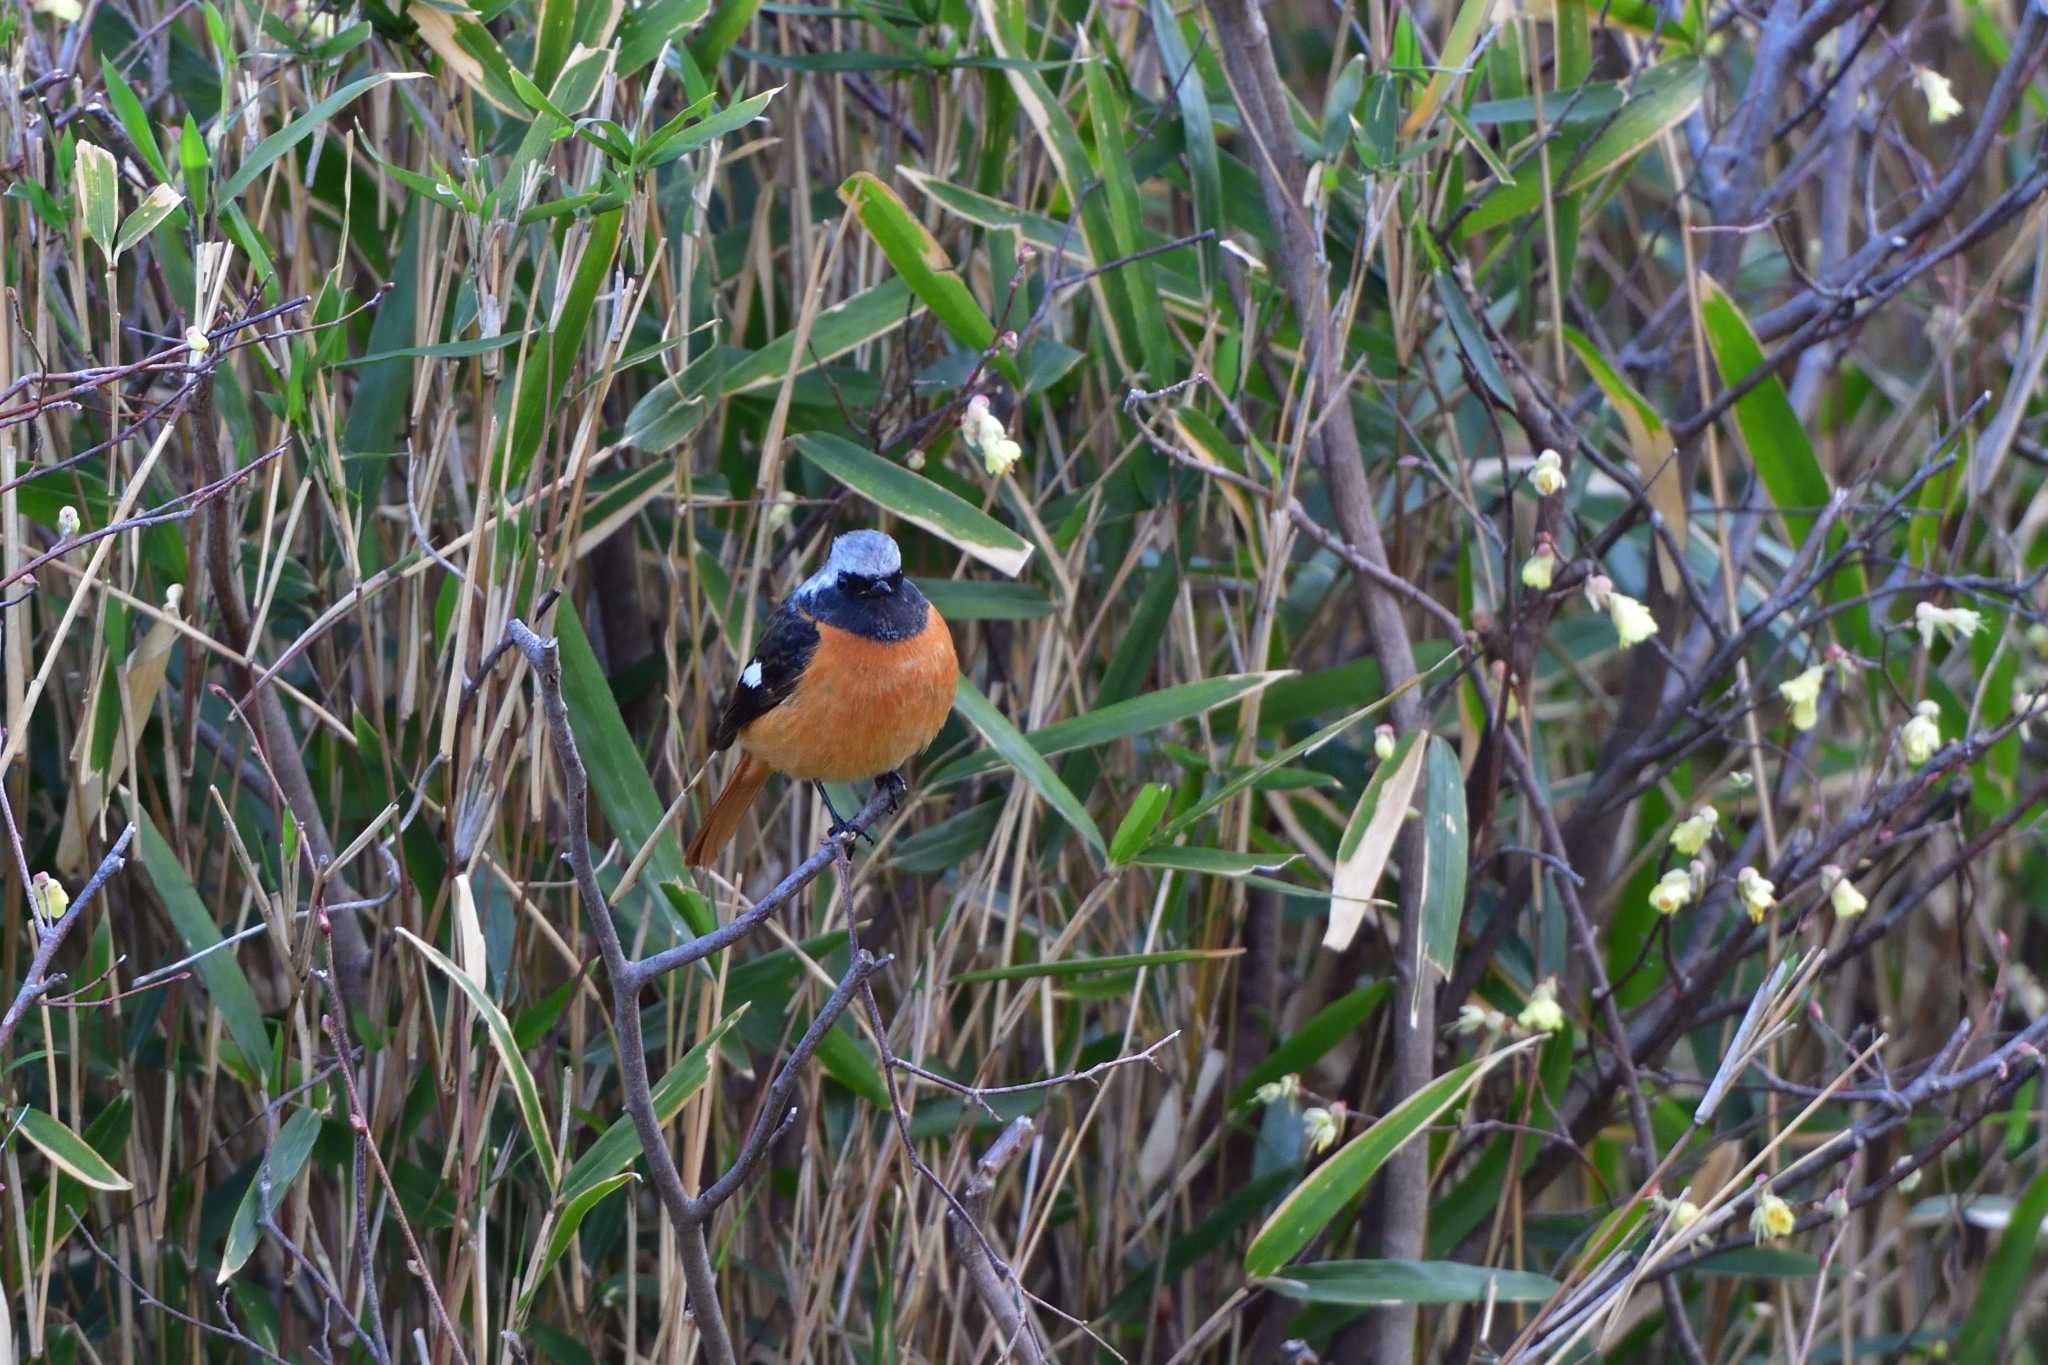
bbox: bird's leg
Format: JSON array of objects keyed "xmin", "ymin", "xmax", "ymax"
[
  {"xmin": 876, "ymin": 770, "xmax": 908, "ymax": 813},
  {"xmin": 815, "ymin": 782, "xmax": 876, "ymax": 845}
]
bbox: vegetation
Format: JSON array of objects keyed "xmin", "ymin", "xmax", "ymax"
[{"xmin": 1, "ymin": 0, "xmax": 2046, "ymax": 1358}]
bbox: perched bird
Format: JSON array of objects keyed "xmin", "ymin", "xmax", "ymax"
[{"xmin": 686, "ymin": 530, "xmax": 959, "ymax": 866}]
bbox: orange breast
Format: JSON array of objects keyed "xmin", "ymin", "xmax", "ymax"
[{"xmin": 739, "ymin": 610, "xmax": 958, "ymax": 782}]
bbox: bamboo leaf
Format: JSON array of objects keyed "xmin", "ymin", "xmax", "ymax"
[
  {"xmin": 1563, "ymin": 324, "xmax": 1686, "ymax": 591},
  {"xmin": 561, "ymin": 1008, "xmax": 746, "ymax": 1201},
  {"xmin": 14, "ymin": 1106, "xmax": 131, "ymax": 1192},
  {"xmin": 838, "ymin": 171, "xmax": 1020, "ymax": 386},
  {"xmin": 928, "ymin": 672, "xmax": 1291, "ymax": 785},
  {"xmin": 795, "ymin": 432, "xmax": 1034, "ymax": 577},
  {"xmin": 1244, "ymin": 1038, "xmax": 1539, "ymax": 1277},
  {"xmin": 218, "ymin": 1109, "xmax": 321, "ymax": 1283},
  {"xmin": 397, "ymin": 928, "xmax": 561, "ymax": 1193},
  {"xmin": 516, "ymin": 1173, "xmax": 638, "ymax": 1311},
  {"xmin": 131, "ymin": 806, "xmax": 273, "ymax": 1080},
  {"xmin": 220, "ymin": 72, "xmax": 424, "ymax": 202},
  {"xmin": 1695, "ymin": 276, "xmax": 1873, "ymax": 651},
  {"xmin": 1414, "ymin": 736, "xmax": 1469, "ymax": 1007},
  {"xmin": 1265, "ymin": 1259, "xmax": 1559, "ymax": 1305},
  {"xmin": 1325, "ymin": 732, "xmax": 1427, "ymax": 952},
  {"xmin": 951, "ymin": 676, "xmax": 1106, "ymax": 862},
  {"xmin": 951, "ymin": 949, "xmax": 1239, "ymax": 984}
]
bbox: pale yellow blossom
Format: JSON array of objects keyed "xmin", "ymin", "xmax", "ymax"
[
  {"xmin": 1823, "ymin": 865, "xmax": 1868, "ymax": 918},
  {"xmin": 1301, "ymin": 1106, "xmax": 1342, "ymax": 1155},
  {"xmin": 1779, "ymin": 664, "xmax": 1825, "ymax": 731},
  {"xmin": 1529, "ymin": 448, "xmax": 1565, "ymax": 497},
  {"xmin": 1373, "ymin": 724, "xmax": 1397, "ymax": 763},
  {"xmin": 1649, "ymin": 868, "xmax": 1694, "ymax": 916},
  {"xmin": 1751, "ymin": 1192, "xmax": 1797, "ymax": 1241},
  {"xmin": 1517, "ymin": 977, "xmax": 1564, "ymax": 1034},
  {"xmin": 1521, "ymin": 546, "xmax": 1556, "ymax": 592},
  {"xmin": 1917, "ymin": 66, "xmax": 1962, "ymax": 124},
  {"xmin": 1609, "ymin": 592, "xmax": 1658, "ymax": 648},
  {"xmin": 1670, "ymin": 807, "xmax": 1718, "ymax": 857},
  {"xmin": 1915, "ymin": 601, "xmax": 1983, "ymax": 651},
  {"xmin": 1737, "ymin": 867, "xmax": 1776, "ymax": 924},
  {"xmin": 1901, "ymin": 700, "xmax": 1943, "ymax": 766}
]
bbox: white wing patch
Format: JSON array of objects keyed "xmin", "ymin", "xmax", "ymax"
[{"xmin": 740, "ymin": 660, "xmax": 764, "ymax": 689}]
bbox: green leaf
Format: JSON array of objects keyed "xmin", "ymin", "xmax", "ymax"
[
  {"xmin": 814, "ymin": 1020, "xmax": 888, "ymax": 1106},
  {"xmin": 1231, "ymin": 984, "xmax": 1391, "ymax": 1108},
  {"xmin": 102, "ymin": 66, "xmax": 172, "ymax": 182},
  {"xmin": 643, "ymin": 85, "xmax": 781, "ymax": 166},
  {"xmin": 132, "ymin": 806, "xmax": 272, "ymax": 1080},
  {"xmin": 500, "ymin": 208, "xmax": 622, "ymax": 484},
  {"xmin": 795, "ymin": 432, "xmax": 1033, "ymax": 577},
  {"xmin": 1109, "ymin": 784, "xmax": 1171, "ymax": 864},
  {"xmin": 1130, "ymin": 846, "xmax": 1301, "ymax": 878},
  {"xmin": 950, "ymin": 675, "xmax": 1105, "ymax": 862},
  {"xmin": 517, "ymin": 1173, "xmax": 638, "ymax": 1311},
  {"xmin": 1414, "ymin": 736, "xmax": 1468, "ymax": 1001},
  {"xmin": 1244, "ymin": 1037, "xmax": 1538, "ymax": 1277},
  {"xmin": 219, "ymin": 1109, "xmax": 320, "ymax": 1283},
  {"xmin": 116, "ymin": 186, "xmax": 185, "ymax": 257},
  {"xmin": 914, "ymin": 577, "xmax": 1053, "ymax": 622},
  {"xmin": 951, "ymin": 949, "xmax": 1237, "ymax": 984},
  {"xmin": 1562, "ymin": 324, "xmax": 1685, "ymax": 592},
  {"xmin": 1083, "ymin": 62, "xmax": 1174, "ymax": 382},
  {"xmin": 1400, "ymin": 0, "xmax": 1495, "ymax": 137},
  {"xmin": 560, "ymin": 1008, "xmax": 744, "ymax": 1202},
  {"xmin": 1265, "ymin": 1259, "xmax": 1559, "ymax": 1305},
  {"xmin": 928, "ymin": 672, "xmax": 1290, "ymax": 785},
  {"xmin": 530, "ymin": 0, "xmax": 578, "ymax": 90},
  {"xmin": 1458, "ymin": 62, "xmax": 1703, "ymax": 238},
  {"xmin": 837, "ymin": 171, "xmax": 1020, "ymax": 387},
  {"xmin": 688, "ymin": 0, "xmax": 765, "ymax": 70},
  {"xmin": 14, "ymin": 1106, "xmax": 131, "ymax": 1191},
  {"xmin": 220, "ymin": 73, "xmax": 425, "ymax": 202},
  {"xmin": 556, "ymin": 609, "xmax": 691, "ymax": 914},
  {"xmin": 720, "ymin": 276, "xmax": 915, "ymax": 394},
  {"xmin": 1325, "ymin": 731, "xmax": 1426, "ymax": 952},
  {"xmin": 1955, "ymin": 1161, "xmax": 2048, "ymax": 1360},
  {"xmin": 1149, "ymin": 0, "xmax": 1220, "ymax": 286},
  {"xmin": 615, "ymin": 0, "xmax": 710, "ymax": 74},
  {"xmin": 73, "ymin": 141, "xmax": 120, "ymax": 256},
  {"xmin": 1696, "ymin": 275, "xmax": 1873, "ymax": 652},
  {"xmin": 1435, "ymin": 271, "xmax": 1511, "ymax": 407},
  {"xmin": 396, "ymin": 928, "xmax": 561, "ymax": 1192}
]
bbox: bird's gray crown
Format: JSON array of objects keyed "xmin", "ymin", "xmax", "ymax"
[{"xmin": 824, "ymin": 530, "xmax": 901, "ymax": 579}]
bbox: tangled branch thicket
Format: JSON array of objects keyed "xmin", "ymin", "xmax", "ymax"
[{"xmin": 1, "ymin": 0, "xmax": 2047, "ymax": 1358}]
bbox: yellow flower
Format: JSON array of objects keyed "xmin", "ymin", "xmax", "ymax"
[
  {"xmin": 1670, "ymin": 807, "xmax": 1718, "ymax": 857},
  {"xmin": 1672, "ymin": 1199, "xmax": 1702, "ymax": 1231},
  {"xmin": 57, "ymin": 506, "xmax": 80, "ymax": 540},
  {"xmin": 1901, "ymin": 700, "xmax": 1943, "ymax": 766},
  {"xmin": 1517, "ymin": 977, "xmax": 1564, "ymax": 1035},
  {"xmin": 1917, "ymin": 66, "xmax": 1962, "ymax": 124},
  {"xmin": 1529, "ymin": 448, "xmax": 1565, "ymax": 497},
  {"xmin": 1520, "ymin": 546, "xmax": 1556, "ymax": 592},
  {"xmin": 1373, "ymin": 724, "xmax": 1397, "ymax": 763},
  {"xmin": 1779, "ymin": 665, "xmax": 1825, "ymax": 731},
  {"xmin": 1609, "ymin": 592, "xmax": 1658, "ymax": 648},
  {"xmin": 1455, "ymin": 1003, "xmax": 1506, "ymax": 1036},
  {"xmin": 1823, "ymin": 865, "xmax": 1867, "ymax": 918},
  {"xmin": 1914, "ymin": 601, "xmax": 1983, "ymax": 651},
  {"xmin": 1737, "ymin": 867, "xmax": 1776, "ymax": 924},
  {"xmin": 960, "ymin": 394, "xmax": 1022, "ymax": 477},
  {"xmin": 1301, "ymin": 1106, "xmax": 1342, "ymax": 1155},
  {"xmin": 1751, "ymin": 1191, "xmax": 1797, "ymax": 1241},
  {"xmin": 1649, "ymin": 868, "xmax": 1693, "ymax": 916},
  {"xmin": 184, "ymin": 325, "xmax": 211, "ymax": 354},
  {"xmin": 1253, "ymin": 1074, "xmax": 1300, "ymax": 1107},
  {"xmin": 28, "ymin": 873, "xmax": 68, "ymax": 923}
]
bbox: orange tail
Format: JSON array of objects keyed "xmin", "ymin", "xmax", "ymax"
[{"xmin": 687, "ymin": 753, "xmax": 771, "ymax": 866}]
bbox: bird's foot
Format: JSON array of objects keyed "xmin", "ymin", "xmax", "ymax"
[{"xmin": 816, "ymin": 783, "xmax": 877, "ymax": 847}]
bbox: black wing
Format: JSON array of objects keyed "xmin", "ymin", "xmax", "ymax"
[{"xmin": 708, "ymin": 600, "xmax": 819, "ymax": 751}]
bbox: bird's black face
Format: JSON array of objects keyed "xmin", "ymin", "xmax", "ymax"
[{"xmin": 837, "ymin": 568, "xmax": 903, "ymax": 599}]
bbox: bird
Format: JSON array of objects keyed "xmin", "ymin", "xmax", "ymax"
[{"xmin": 686, "ymin": 529, "xmax": 959, "ymax": 867}]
